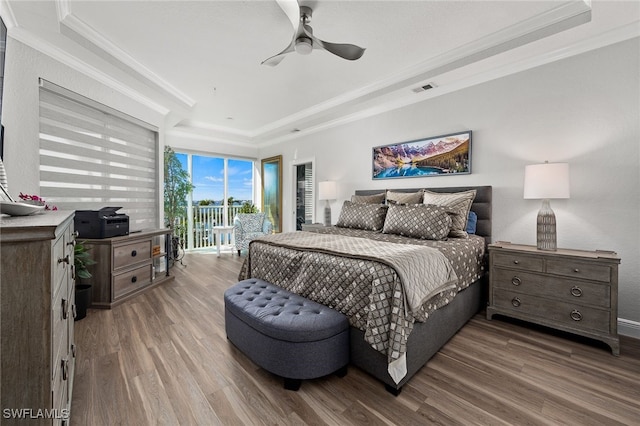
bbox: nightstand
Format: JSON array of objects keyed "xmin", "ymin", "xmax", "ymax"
[
  {"xmin": 301, "ymin": 223, "xmax": 328, "ymax": 232},
  {"xmin": 486, "ymin": 242, "xmax": 620, "ymax": 355}
]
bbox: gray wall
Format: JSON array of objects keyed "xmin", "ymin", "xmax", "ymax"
[
  {"xmin": 1, "ymin": 28, "xmax": 637, "ymax": 334},
  {"xmin": 259, "ymin": 38, "xmax": 640, "ymax": 333}
]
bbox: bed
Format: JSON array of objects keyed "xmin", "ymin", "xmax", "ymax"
[{"xmin": 239, "ymin": 185, "xmax": 492, "ymax": 394}]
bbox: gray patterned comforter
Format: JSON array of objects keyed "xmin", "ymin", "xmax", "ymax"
[{"xmin": 238, "ymin": 227, "xmax": 486, "ymax": 383}]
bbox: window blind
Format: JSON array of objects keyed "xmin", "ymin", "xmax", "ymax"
[
  {"xmin": 38, "ymin": 79, "xmax": 159, "ymax": 231},
  {"xmin": 304, "ymin": 163, "xmax": 313, "ymax": 222}
]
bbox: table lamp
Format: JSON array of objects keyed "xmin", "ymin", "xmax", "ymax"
[
  {"xmin": 318, "ymin": 181, "xmax": 337, "ymax": 226},
  {"xmin": 523, "ymin": 161, "xmax": 570, "ymax": 251}
]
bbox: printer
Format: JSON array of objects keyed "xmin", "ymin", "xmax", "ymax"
[{"xmin": 74, "ymin": 207, "xmax": 129, "ymax": 239}]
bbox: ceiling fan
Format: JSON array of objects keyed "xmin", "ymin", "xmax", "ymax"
[{"xmin": 262, "ymin": 0, "xmax": 366, "ymax": 66}]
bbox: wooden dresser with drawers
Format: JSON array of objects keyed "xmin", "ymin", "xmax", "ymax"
[
  {"xmin": 486, "ymin": 242, "xmax": 620, "ymax": 355},
  {"xmin": 1, "ymin": 211, "xmax": 76, "ymax": 425},
  {"xmin": 82, "ymin": 229, "xmax": 174, "ymax": 309}
]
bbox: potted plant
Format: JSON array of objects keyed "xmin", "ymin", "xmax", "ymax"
[{"xmin": 74, "ymin": 241, "xmax": 96, "ymax": 320}]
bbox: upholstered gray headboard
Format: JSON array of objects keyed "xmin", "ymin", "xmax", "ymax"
[{"xmin": 354, "ymin": 186, "xmax": 493, "ymax": 244}]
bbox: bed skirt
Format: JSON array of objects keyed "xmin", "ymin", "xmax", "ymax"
[{"xmin": 349, "ymin": 276, "xmax": 487, "ymax": 392}]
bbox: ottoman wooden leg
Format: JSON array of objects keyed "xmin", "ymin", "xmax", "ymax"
[
  {"xmin": 283, "ymin": 378, "xmax": 301, "ymax": 391},
  {"xmin": 335, "ymin": 365, "xmax": 348, "ymax": 378}
]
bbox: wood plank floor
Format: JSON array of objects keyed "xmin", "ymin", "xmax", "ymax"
[{"xmin": 71, "ymin": 252, "xmax": 640, "ymax": 425}]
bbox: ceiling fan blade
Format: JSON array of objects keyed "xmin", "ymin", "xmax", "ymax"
[
  {"xmin": 261, "ymin": 43, "xmax": 295, "ymax": 66},
  {"xmin": 275, "ymin": 0, "xmax": 301, "ymax": 32},
  {"xmin": 302, "ymin": 26, "xmax": 365, "ymax": 61},
  {"xmin": 261, "ymin": 0, "xmax": 300, "ymax": 66}
]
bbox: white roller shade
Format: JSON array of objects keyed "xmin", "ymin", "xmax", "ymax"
[{"xmin": 38, "ymin": 80, "xmax": 159, "ymax": 231}]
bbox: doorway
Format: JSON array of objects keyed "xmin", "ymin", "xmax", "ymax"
[{"xmin": 293, "ymin": 161, "xmax": 314, "ymax": 230}]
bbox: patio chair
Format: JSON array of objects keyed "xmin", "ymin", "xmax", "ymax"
[{"xmin": 233, "ymin": 212, "xmax": 273, "ymax": 255}]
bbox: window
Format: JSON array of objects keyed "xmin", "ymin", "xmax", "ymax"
[
  {"xmin": 173, "ymin": 151, "xmax": 255, "ymax": 250},
  {"xmin": 38, "ymin": 80, "xmax": 159, "ymax": 230}
]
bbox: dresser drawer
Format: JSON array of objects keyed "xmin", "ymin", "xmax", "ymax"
[
  {"xmin": 53, "ymin": 235, "xmax": 68, "ymax": 299},
  {"xmin": 52, "ymin": 355, "xmax": 70, "ymax": 418},
  {"xmin": 52, "ymin": 284, "xmax": 70, "ymax": 378},
  {"xmin": 114, "ymin": 240, "xmax": 151, "ymax": 270},
  {"xmin": 492, "ymin": 252, "xmax": 543, "ymax": 272},
  {"xmin": 546, "ymin": 259, "xmax": 611, "ymax": 283},
  {"xmin": 113, "ymin": 264, "xmax": 152, "ymax": 299},
  {"xmin": 493, "ymin": 290, "xmax": 610, "ymax": 333},
  {"xmin": 492, "ymin": 268, "xmax": 610, "ymax": 308}
]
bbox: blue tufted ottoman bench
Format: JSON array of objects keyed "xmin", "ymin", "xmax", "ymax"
[{"xmin": 224, "ymin": 278, "xmax": 349, "ymax": 390}]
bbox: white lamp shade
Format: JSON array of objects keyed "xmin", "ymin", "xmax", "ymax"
[
  {"xmin": 523, "ymin": 162, "xmax": 570, "ymax": 199},
  {"xmin": 318, "ymin": 181, "xmax": 337, "ymax": 201}
]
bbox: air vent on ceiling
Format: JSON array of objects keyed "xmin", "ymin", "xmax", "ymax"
[{"xmin": 412, "ymin": 83, "xmax": 436, "ymax": 93}]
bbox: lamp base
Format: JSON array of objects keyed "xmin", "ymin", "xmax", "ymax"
[
  {"xmin": 536, "ymin": 199, "xmax": 557, "ymax": 251},
  {"xmin": 324, "ymin": 201, "xmax": 331, "ymax": 227}
]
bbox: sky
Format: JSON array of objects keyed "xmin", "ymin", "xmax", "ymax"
[{"xmin": 176, "ymin": 153, "xmax": 254, "ymax": 203}]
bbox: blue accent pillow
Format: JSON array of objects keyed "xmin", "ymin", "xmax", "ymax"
[{"xmin": 466, "ymin": 211, "xmax": 477, "ymax": 234}]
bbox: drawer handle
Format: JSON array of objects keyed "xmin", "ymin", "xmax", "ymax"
[
  {"xmin": 58, "ymin": 255, "xmax": 70, "ymax": 265},
  {"xmin": 511, "ymin": 276, "xmax": 522, "ymax": 286},
  {"xmin": 511, "ymin": 297, "xmax": 521, "ymax": 308},
  {"xmin": 71, "ymin": 343, "xmax": 77, "ymax": 358},
  {"xmin": 131, "ymin": 276, "xmax": 137, "ymax": 283},
  {"xmin": 570, "ymin": 286, "xmax": 583, "ymax": 297},
  {"xmin": 62, "ymin": 298, "xmax": 68, "ymax": 320},
  {"xmin": 131, "ymin": 250, "xmax": 137, "ymax": 257},
  {"xmin": 72, "ymin": 303, "xmax": 77, "ymax": 319},
  {"xmin": 570, "ymin": 310, "xmax": 582, "ymax": 321},
  {"xmin": 513, "ymin": 260, "xmax": 519, "ymax": 265},
  {"xmin": 61, "ymin": 358, "xmax": 69, "ymax": 381},
  {"xmin": 573, "ymin": 268, "xmax": 580, "ymax": 273}
]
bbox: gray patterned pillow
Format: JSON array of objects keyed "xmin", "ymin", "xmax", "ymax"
[
  {"xmin": 336, "ymin": 201, "xmax": 388, "ymax": 231},
  {"xmin": 386, "ymin": 190, "xmax": 423, "ymax": 205},
  {"xmin": 382, "ymin": 204, "xmax": 452, "ymax": 240},
  {"xmin": 423, "ymin": 189, "xmax": 476, "ymax": 238},
  {"xmin": 351, "ymin": 192, "xmax": 386, "ymax": 204}
]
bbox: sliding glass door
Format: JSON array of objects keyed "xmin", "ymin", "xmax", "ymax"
[{"xmin": 173, "ymin": 151, "xmax": 254, "ymax": 250}]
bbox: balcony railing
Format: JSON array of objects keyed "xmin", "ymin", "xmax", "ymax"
[{"xmin": 174, "ymin": 205, "xmax": 244, "ymax": 251}]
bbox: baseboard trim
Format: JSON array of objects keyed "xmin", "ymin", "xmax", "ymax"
[{"xmin": 618, "ymin": 318, "xmax": 640, "ymax": 339}]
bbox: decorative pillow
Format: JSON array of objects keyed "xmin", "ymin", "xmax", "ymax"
[
  {"xmin": 422, "ymin": 189, "xmax": 476, "ymax": 238},
  {"xmin": 336, "ymin": 201, "xmax": 388, "ymax": 231},
  {"xmin": 386, "ymin": 190, "xmax": 423, "ymax": 205},
  {"xmin": 382, "ymin": 204, "xmax": 452, "ymax": 240},
  {"xmin": 466, "ymin": 211, "xmax": 478, "ymax": 234},
  {"xmin": 351, "ymin": 192, "xmax": 386, "ymax": 204}
]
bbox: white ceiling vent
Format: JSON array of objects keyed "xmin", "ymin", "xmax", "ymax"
[{"xmin": 412, "ymin": 83, "xmax": 437, "ymax": 93}]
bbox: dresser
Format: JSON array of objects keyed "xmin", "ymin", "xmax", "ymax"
[
  {"xmin": 1, "ymin": 211, "xmax": 76, "ymax": 425},
  {"xmin": 486, "ymin": 242, "xmax": 620, "ymax": 355},
  {"xmin": 82, "ymin": 229, "xmax": 174, "ymax": 309}
]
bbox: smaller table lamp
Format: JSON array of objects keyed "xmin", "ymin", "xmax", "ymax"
[
  {"xmin": 524, "ymin": 161, "xmax": 570, "ymax": 251},
  {"xmin": 318, "ymin": 181, "xmax": 337, "ymax": 227}
]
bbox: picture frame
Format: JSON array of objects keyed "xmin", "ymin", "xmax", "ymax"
[
  {"xmin": 261, "ymin": 155, "xmax": 282, "ymax": 233},
  {"xmin": 372, "ymin": 131, "xmax": 471, "ymax": 180}
]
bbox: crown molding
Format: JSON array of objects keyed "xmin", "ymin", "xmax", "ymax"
[
  {"xmin": 257, "ymin": 22, "xmax": 639, "ymax": 148},
  {"xmin": 55, "ymin": 0, "xmax": 195, "ymax": 109},
  {"xmin": 8, "ymin": 26, "xmax": 170, "ymax": 116},
  {"xmin": 0, "ymin": 0, "xmax": 17, "ymax": 29},
  {"xmin": 252, "ymin": 0, "xmax": 592, "ymax": 139},
  {"xmin": 167, "ymin": 128, "xmax": 256, "ymax": 149}
]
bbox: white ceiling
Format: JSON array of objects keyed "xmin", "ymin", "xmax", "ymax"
[{"xmin": 4, "ymin": 1, "xmax": 640, "ymax": 146}]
